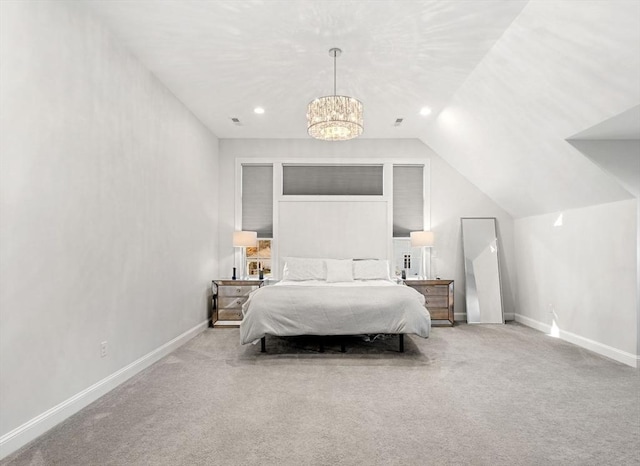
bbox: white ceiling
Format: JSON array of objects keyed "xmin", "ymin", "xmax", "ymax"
[
  {"xmin": 84, "ymin": 0, "xmax": 528, "ymax": 139},
  {"xmin": 423, "ymin": 0, "xmax": 640, "ymax": 217},
  {"xmin": 84, "ymin": 0, "xmax": 639, "ymax": 218}
]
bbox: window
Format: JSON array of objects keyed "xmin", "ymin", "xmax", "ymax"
[
  {"xmin": 241, "ymin": 165, "xmax": 273, "ymax": 277},
  {"xmin": 242, "ymin": 164, "xmax": 273, "ymax": 237},
  {"xmin": 392, "ymin": 165, "xmax": 424, "ymax": 277},
  {"xmin": 393, "ymin": 165, "xmax": 424, "ymax": 237},
  {"xmin": 245, "ymin": 240, "xmax": 272, "ymax": 277},
  {"xmin": 282, "ymin": 164, "xmax": 383, "ymax": 195}
]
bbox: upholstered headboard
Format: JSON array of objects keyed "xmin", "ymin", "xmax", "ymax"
[{"xmin": 277, "ymin": 200, "xmax": 389, "ymax": 276}]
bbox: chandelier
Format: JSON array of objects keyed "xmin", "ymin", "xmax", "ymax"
[{"xmin": 307, "ymin": 48, "xmax": 363, "ymax": 141}]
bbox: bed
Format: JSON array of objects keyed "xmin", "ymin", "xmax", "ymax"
[{"xmin": 239, "ymin": 258, "xmax": 431, "ymax": 352}]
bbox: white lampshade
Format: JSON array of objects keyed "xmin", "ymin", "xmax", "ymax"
[
  {"xmin": 233, "ymin": 231, "xmax": 257, "ymax": 248},
  {"xmin": 410, "ymin": 231, "xmax": 434, "ymax": 247}
]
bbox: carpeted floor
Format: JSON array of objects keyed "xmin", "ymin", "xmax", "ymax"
[{"xmin": 3, "ymin": 323, "xmax": 639, "ymax": 466}]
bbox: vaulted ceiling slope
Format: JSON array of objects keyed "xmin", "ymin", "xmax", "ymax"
[
  {"xmin": 423, "ymin": 0, "xmax": 640, "ymax": 218},
  {"xmin": 84, "ymin": 0, "xmax": 639, "ymax": 219}
]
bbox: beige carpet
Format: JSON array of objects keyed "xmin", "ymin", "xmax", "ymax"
[{"xmin": 3, "ymin": 323, "xmax": 639, "ymax": 465}]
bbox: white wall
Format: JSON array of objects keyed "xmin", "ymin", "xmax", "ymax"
[
  {"xmin": 429, "ymin": 153, "xmax": 516, "ymax": 320},
  {"xmin": 514, "ymin": 199, "xmax": 637, "ymax": 366},
  {"xmin": 566, "ymin": 139, "xmax": 640, "ymax": 359},
  {"xmin": 0, "ymin": 0, "xmax": 219, "ymax": 454},
  {"xmin": 418, "ymin": 0, "xmax": 640, "ymax": 366},
  {"xmin": 566, "ymin": 140, "xmax": 640, "ymax": 199},
  {"xmin": 218, "ymin": 138, "xmax": 516, "ymax": 320}
]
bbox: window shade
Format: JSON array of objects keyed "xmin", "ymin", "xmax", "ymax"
[
  {"xmin": 242, "ymin": 164, "xmax": 273, "ymax": 238},
  {"xmin": 393, "ymin": 165, "xmax": 423, "ymax": 237},
  {"xmin": 282, "ymin": 165, "xmax": 383, "ymax": 195}
]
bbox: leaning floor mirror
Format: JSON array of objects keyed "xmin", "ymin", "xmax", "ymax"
[{"xmin": 461, "ymin": 217, "xmax": 504, "ymax": 324}]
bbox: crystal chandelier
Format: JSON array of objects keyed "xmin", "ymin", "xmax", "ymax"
[{"xmin": 307, "ymin": 48, "xmax": 363, "ymax": 141}]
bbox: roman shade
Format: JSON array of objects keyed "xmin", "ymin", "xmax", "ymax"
[
  {"xmin": 393, "ymin": 165, "xmax": 424, "ymax": 237},
  {"xmin": 242, "ymin": 164, "xmax": 273, "ymax": 238},
  {"xmin": 282, "ymin": 164, "xmax": 383, "ymax": 195}
]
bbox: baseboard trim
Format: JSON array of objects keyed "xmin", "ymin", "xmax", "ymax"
[
  {"xmin": 0, "ymin": 320, "xmax": 208, "ymax": 460},
  {"xmin": 515, "ymin": 314, "xmax": 638, "ymax": 368},
  {"xmin": 453, "ymin": 313, "xmax": 515, "ymax": 322},
  {"xmin": 453, "ymin": 312, "xmax": 466, "ymax": 322}
]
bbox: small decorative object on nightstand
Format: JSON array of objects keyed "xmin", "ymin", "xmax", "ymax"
[
  {"xmin": 404, "ymin": 279, "xmax": 454, "ymax": 326},
  {"xmin": 211, "ymin": 279, "xmax": 263, "ymax": 328}
]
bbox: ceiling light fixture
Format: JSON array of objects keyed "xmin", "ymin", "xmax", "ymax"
[
  {"xmin": 307, "ymin": 48, "xmax": 363, "ymax": 141},
  {"xmin": 254, "ymin": 107, "xmax": 265, "ymax": 114},
  {"xmin": 420, "ymin": 107, "xmax": 432, "ymax": 116}
]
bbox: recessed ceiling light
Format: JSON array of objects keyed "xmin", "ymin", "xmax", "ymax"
[
  {"xmin": 254, "ymin": 107, "xmax": 265, "ymax": 114},
  {"xmin": 419, "ymin": 107, "xmax": 432, "ymax": 116}
]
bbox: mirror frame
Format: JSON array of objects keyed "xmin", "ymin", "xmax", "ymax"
[{"xmin": 460, "ymin": 217, "xmax": 505, "ymax": 324}]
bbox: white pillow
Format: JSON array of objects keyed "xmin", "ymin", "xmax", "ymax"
[
  {"xmin": 325, "ymin": 259, "xmax": 354, "ymax": 283},
  {"xmin": 353, "ymin": 259, "xmax": 390, "ymax": 280},
  {"xmin": 282, "ymin": 257, "xmax": 326, "ymax": 281}
]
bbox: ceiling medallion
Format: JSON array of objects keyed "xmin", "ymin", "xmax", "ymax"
[{"xmin": 307, "ymin": 48, "xmax": 363, "ymax": 141}]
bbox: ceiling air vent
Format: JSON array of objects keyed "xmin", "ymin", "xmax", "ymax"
[
  {"xmin": 231, "ymin": 117, "xmax": 242, "ymax": 126},
  {"xmin": 394, "ymin": 118, "xmax": 404, "ymax": 127}
]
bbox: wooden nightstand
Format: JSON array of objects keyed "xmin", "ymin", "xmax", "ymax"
[
  {"xmin": 211, "ymin": 279, "xmax": 263, "ymax": 328},
  {"xmin": 404, "ymin": 279, "xmax": 454, "ymax": 326}
]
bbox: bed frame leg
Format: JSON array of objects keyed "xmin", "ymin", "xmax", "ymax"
[
  {"xmin": 399, "ymin": 334, "xmax": 404, "ymax": 353},
  {"xmin": 260, "ymin": 337, "xmax": 266, "ymax": 353}
]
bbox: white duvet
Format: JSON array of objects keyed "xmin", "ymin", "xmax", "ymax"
[{"xmin": 239, "ymin": 280, "xmax": 430, "ymax": 344}]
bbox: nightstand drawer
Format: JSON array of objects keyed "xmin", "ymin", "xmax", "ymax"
[
  {"xmin": 218, "ymin": 286, "xmax": 256, "ymax": 298},
  {"xmin": 421, "ymin": 285, "xmax": 449, "ymax": 296},
  {"xmin": 217, "ymin": 308, "xmax": 243, "ymax": 320},
  {"xmin": 428, "ymin": 307, "xmax": 450, "ymax": 320},
  {"xmin": 218, "ymin": 296, "xmax": 248, "ymax": 309},
  {"xmin": 424, "ymin": 296, "xmax": 448, "ymax": 308}
]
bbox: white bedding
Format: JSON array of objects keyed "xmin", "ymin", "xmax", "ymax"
[{"xmin": 239, "ymin": 280, "xmax": 430, "ymax": 344}]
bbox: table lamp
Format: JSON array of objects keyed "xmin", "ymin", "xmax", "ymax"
[
  {"xmin": 410, "ymin": 231, "xmax": 434, "ymax": 279},
  {"xmin": 233, "ymin": 231, "xmax": 257, "ymax": 279}
]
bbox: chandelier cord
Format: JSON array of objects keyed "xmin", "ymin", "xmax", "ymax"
[{"xmin": 333, "ymin": 49, "xmax": 337, "ymax": 96}]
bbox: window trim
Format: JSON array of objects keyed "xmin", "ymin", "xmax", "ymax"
[{"xmin": 235, "ymin": 158, "xmax": 430, "ymax": 279}]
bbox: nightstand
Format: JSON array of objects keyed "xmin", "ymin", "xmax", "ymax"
[
  {"xmin": 404, "ymin": 279, "xmax": 454, "ymax": 326},
  {"xmin": 211, "ymin": 279, "xmax": 264, "ymax": 328}
]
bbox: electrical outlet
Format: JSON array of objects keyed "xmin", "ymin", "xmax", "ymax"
[{"xmin": 100, "ymin": 341, "xmax": 108, "ymax": 358}]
